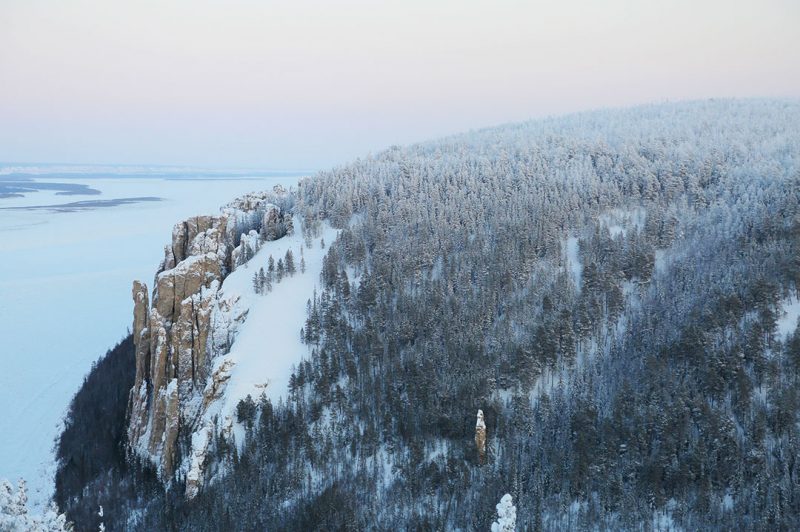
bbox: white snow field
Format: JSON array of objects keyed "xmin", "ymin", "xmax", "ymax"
[
  {"xmin": 777, "ymin": 294, "xmax": 800, "ymax": 341},
  {"xmin": 188, "ymin": 221, "xmax": 339, "ymax": 468},
  {"xmin": 215, "ymin": 224, "xmax": 338, "ymax": 443},
  {"xmin": 217, "ymin": 223, "xmax": 338, "ymax": 411},
  {"xmin": 0, "ymin": 171, "xmax": 303, "ymax": 508}
]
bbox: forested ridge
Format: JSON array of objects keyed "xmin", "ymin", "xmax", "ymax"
[{"xmin": 56, "ymin": 99, "xmax": 800, "ymax": 530}]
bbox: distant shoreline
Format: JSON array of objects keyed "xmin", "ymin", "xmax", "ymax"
[
  {"xmin": 0, "ymin": 196, "xmax": 163, "ymax": 213},
  {"xmin": 0, "ymin": 172, "xmax": 310, "ymax": 201}
]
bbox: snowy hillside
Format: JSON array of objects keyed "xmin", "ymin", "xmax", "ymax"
[
  {"xmin": 182, "ymin": 220, "xmax": 339, "ymax": 494},
  {"xmin": 213, "ymin": 223, "xmax": 339, "ymax": 421},
  {"xmin": 54, "ymin": 99, "xmax": 800, "ymax": 531}
]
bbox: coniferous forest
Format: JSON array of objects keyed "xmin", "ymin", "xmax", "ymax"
[{"xmin": 55, "ymin": 100, "xmax": 800, "ymax": 530}]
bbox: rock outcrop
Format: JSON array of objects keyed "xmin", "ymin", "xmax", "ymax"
[
  {"xmin": 126, "ymin": 189, "xmax": 293, "ymax": 481},
  {"xmin": 475, "ymin": 409, "xmax": 486, "ymax": 465}
]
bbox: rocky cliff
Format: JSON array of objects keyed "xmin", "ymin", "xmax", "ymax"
[{"xmin": 126, "ymin": 188, "xmax": 294, "ymax": 484}]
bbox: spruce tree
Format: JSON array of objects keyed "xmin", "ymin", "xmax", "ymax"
[{"xmin": 277, "ymin": 258, "xmax": 285, "ymax": 282}]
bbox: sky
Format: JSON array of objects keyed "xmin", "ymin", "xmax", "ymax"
[{"xmin": 1, "ymin": 0, "xmax": 799, "ymax": 170}]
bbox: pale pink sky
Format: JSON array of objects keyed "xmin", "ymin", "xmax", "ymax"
[{"xmin": 1, "ymin": 0, "xmax": 799, "ymax": 169}]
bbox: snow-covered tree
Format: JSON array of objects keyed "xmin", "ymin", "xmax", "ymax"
[
  {"xmin": 285, "ymin": 249, "xmax": 296, "ymax": 276},
  {"xmin": 264, "ymin": 271, "xmax": 273, "ymax": 292},
  {"xmin": 252, "ymin": 268, "xmax": 271, "ymax": 295},
  {"xmin": 276, "ymin": 258, "xmax": 285, "ymax": 282},
  {"xmin": 0, "ymin": 478, "xmax": 69, "ymax": 531},
  {"xmin": 490, "ymin": 494, "xmax": 516, "ymax": 532},
  {"xmin": 252, "ymin": 270, "xmax": 261, "ymax": 294}
]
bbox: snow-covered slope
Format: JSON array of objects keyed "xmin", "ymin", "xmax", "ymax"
[
  {"xmin": 777, "ymin": 294, "xmax": 800, "ymax": 341},
  {"xmin": 214, "ymin": 224, "xmax": 338, "ymax": 417},
  {"xmin": 122, "ymin": 187, "xmax": 339, "ymax": 497},
  {"xmin": 183, "ymin": 221, "xmax": 338, "ymax": 495},
  {"xmin": 52, "ymin": 99, "xmax": 800, "ymax": 531}
]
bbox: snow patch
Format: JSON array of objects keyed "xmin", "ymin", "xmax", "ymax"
[
  {"xmin": 563, "ymin": 236, "xmax": 582, "ymax": 293},
  {"xmin": 654, "ymin": 249, "xmax": 668, "ymax": 274},
  {"xmin": 721, "ymin": 493, "xmax": 734, "ymax": 512},
  {"xmin": 216, "ymin": 222, "xmax": 339, "ymax": 416},
  {"xmin": 598, "ymin": 207, "xmax": 646, "ymax": 238},
  {"xmin": 776, "ymin": 294, "xmax": 800, "ymax": 341}
]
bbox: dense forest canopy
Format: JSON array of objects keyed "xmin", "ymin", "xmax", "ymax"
[{"xmin": 56, "ymin": 99, "xmax": 800, "ymax": 530}]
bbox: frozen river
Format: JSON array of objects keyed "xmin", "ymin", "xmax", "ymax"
[{"xmin": 0, "ymin": 168, "xmax": 304, "ymax": 507}]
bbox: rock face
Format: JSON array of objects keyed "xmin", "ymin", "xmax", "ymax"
[
  {"xmin": 475, "ymin": 409, "xmax": 487, "ymax": 465},
  {"xmin": 126, "ymin": 189, "xmax": 292, "ymax": 482}
]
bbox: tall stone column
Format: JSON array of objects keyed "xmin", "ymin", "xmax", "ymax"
[{"xmin": 475, "ymin": 409, "xmax": 486, "ymax": 465}]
